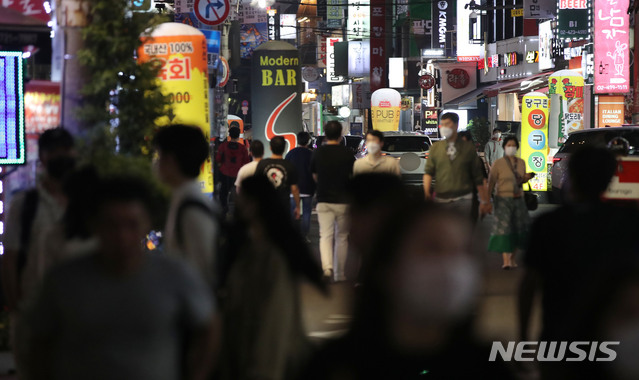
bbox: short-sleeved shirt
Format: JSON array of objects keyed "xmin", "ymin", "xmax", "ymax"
[
  {"xmin": 353, "ymin": 155, "xmax": 401, "ymax": 177},
  {"xmin": 4, "ymin": 185, "xmax": 65, "ymax": 301},
  {"xmin": 285, "ymin": 147, "xmax": 316, "ymax": 196},
  {"xmin": 311, "ymin": 145, "xmax": 355, "ymax": 204},
  {"xmin": 235, "ymin": 160, "xmax": 260, "ymax": 190},
  {"xmin": 255, "ymin": 158, "xmax": 299, "ymax": 208},
  {"xmin": 27, "ymin": 253, "xmax": 214, "ymax": 380},
  {"xmin": 424, "ymin": 139, "xmax": 485, "ymax": 199}
]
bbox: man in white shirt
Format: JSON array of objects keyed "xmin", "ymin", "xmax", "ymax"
[
  {"xmin": 235, "ymin": 140, "xmax": 264, "ymax": 193},
  {"xmin": 154, "ymin": 125, "xmax": 219, "ymax": 286},
  {"xmin": 354, "ymin": 130, "xmax": 401, "ymax": 176}
]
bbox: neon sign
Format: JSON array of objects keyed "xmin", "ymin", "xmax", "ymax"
[{"xmin": 0, "ymin": 52, "xmax": 26, "ymax": 165}]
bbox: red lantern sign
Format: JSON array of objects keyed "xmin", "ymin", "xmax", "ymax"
[{"xmin": 419, "ymin": 74, "xmax": 436, "ymax": 90}]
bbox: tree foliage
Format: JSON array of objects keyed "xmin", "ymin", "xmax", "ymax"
[{"xmin": 467, "ymin": 117, "xmax": 491, "ymax": 152}]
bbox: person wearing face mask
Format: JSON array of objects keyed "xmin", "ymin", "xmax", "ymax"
[
  {"xmin": 353, "ymin": 130, "xmax": 401, "ymax": 176},
  {"xmin": 299, "ymin": 202, "xmax": 515, "ymax": 380},
  {"xmin": 487, "ymin": 136, "xmax": 534, "ymax": 269},
  {"xmin": 1, "ymin": 127, "xmax": 76, "ymax": 378},
  {"xmin": 484, "ymin": 129, "xmax": 504, "ymax": 168},
  {"xmin": 423, "ymin": 113, "xmax": 491, "ymax": 220}
]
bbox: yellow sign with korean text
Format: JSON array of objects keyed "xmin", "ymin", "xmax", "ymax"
[
  {"xmin": 138, "ymin": 22, "xmax": 213, "ymax": 194},
  {"xmin": 521, "ymin": 92, "xmax": 550, "ymax": 191}
]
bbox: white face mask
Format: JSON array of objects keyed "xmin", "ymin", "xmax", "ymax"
[
  {"xmin": 505, "ymin": 146, "xmax": 518, "ymax": 157},
  {"xmin": 439, "ymin": 127, "xmax": 454, "ymax": 139},
  {"xmin": 394, "ymin": 254, "xmax": 479, "ymax": 323},
  {"xmin": 367, "ymin": 142, "xmax": 381, "ymax": 155},
  {"xmin": 493, "ymin": 133, "xmax": 501, "ymax": 140}
]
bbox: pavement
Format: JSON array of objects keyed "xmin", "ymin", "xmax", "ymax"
[{"xmin": 0, "ymin": 204, "xmax": 556, "ymax": 379}]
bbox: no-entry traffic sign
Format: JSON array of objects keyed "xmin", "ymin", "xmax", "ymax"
[{"xmin": 194, "ymin": 0, "xmax": 230, "ymax": 26}]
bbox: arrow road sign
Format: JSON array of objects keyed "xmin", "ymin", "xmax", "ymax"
[{"xmin": 194, "ymin": 0, "xmax": 230, "ymax": 26}]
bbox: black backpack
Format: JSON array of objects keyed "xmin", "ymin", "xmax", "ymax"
[{"xmin": 175, "ymin": 199, "xmax": 234, "ymax": 297}]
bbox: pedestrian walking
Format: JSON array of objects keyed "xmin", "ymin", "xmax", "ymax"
[
  {"xmin": 519, "ymin": 146, "xmax": 639, "ymax": 380},
  {"xmin": 255, "ymin": 136, "xmax": 301, "ymax": 219},
  {"xmin": 353, "ymin": 130, "xmax": 401, "ymax": 176},
  {"xmin": 235, "ymin": 140, "xmax": 264, "ymax": 194},
  {"xmin": 484, "ymin": 129, "xmax": 504, "ymax": 168},
  {"xmin": 285, "ymin": 132, "xmax": 315, "ymax": 240},
  {"xmin": 154, "ymin": 125, "xmax": 219, "ymax": 285},
  {"xmin": 26, "ymin": 176, "xmax": 218, "ymax": 380},
  {"xmin": 1, "ymin": 127, "xmax": 76, "ymax": 378},
  {"xmin": 311, "ymin": 121, "xmax": 355, "ymax": 282},
  {"xmin": 487, "ymin": 136, "xmax": 534, "ymax": 269},
  {"xmin": 423, "ymin": 112, "xmax": 491, "ymax": 220},
  {"xmin": 219, "ymin": 175, "xmax": 325, "ymax": 380},
  {"xmin": 216, "ymin": 126, "xmax": 250, "ymax": 216}
]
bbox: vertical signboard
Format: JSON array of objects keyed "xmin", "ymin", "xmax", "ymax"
[
  {"xmin": 251, "ymin": 42, "xmax": 303, "ymax": 156},
  {"xmin": 326, "ymin": 37, "xmax": 344, "ymax": 82},
  {"xmin": 267, "ymin": 9, "xmax": 280, "ymax": 40},
  {"xmin": 371, "ymin": 88, "xmax": 401, "ymax": 131},
  {"xmin": 327, "ymin": 0, "xmax": 343, "ymax": 28},
  {"xmin": 347, "ymin": 0, "xmax": 370, "ymax": 40},
  {"xmin": 548, "ymin": 70, "xmax": 585, "ymax": 144},
  {"xmin": 557, "ymin": 0, "xmax": 590, "ymax": 40},
  {"xmin": 347, "ymin": 41, "xmax": 370, "ymax": 77},
  {"xmin": 432, "ymin": 0, "xmax": 455, "ymax": 57},
  {"xmin": 598, "ymin": 95, "xmax": 625, "ymax": 127},
  {"xmin": 521, "ymin": 92, "xmax": 550, "ymax": 191},
  {"xmin": 24, "ymin": 82, "xmax": 61, "ymax": 134},
  {"xmin": 539, "ymin": 20, "xmax": 555, "ymax": 71},
  {"xmin": 594, "ymin": 0, "xmax": 630, "ymax": 94},
  {"xmin": 370, "ymin": 0, "xmax": 387, "ymax": 92},
  {"xmin": 0, "ymin": 52, "xmax": 26, "ymax": 165},
  {"xmin": 456, "ymin": 0, "xmax": 481, "ymax": 62},
  {"xmin": 138, "ymin": 23, "xmax": 213, "ymax": 194},
  {"xmin": 421, "ymin": 107, "xmax": 439, "ymax": 139}
]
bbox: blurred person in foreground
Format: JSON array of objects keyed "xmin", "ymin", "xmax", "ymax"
[
  {"xmin": 519, "ymin": 146, "xmax": 639, "ymax": 380},
  {"xmin": 218, "ymin": 175, "xmax": 326, "ymax": 380},
  {"xmin": 423, "ymin": 113, "xmax": 491, "ymax": 221},
  {"xmin": 301, "ymin": 202, "xmax": 514, "ymax": 379},
  {"xmin": 353, "ymin": 130, "xmax": 400, "ymax": 176},
  {"xmin": 26, "ymin": 177, "xmax": 217, "ymax": 380},
  {"xmin": 235, "ymin": 140, "xmax": 265, "ymax": 194},
  {"xmin": 154, "ymin": 125, "xmax": 219, "ymax": 286},
  {"xmin": 487, "ymin": 136, "xmax": 534, "ymax": 269},
  {"xmin": 216, "ymin": 125, "xmax": 250, "ymax": 216},
  {"xmin": 312, "ymin": 121, "xmax": 355, "ymax": 282},
  {"xmin": 2, "ymin": 127, "xmax": 76, "ymax": 377},
  {"xmin": 285, "ymin": 132, "xmax": 316, "ymax": 240}
]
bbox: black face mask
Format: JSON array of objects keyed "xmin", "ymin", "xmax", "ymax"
[{"xmin": 46, "ymin": 156, "xmax": 76, "ymax": 180}]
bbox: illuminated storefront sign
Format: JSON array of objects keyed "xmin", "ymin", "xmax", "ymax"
[
  {"xmin": 0, "ymin": 52, "xmax": 26, "ymax": 165},
  {"xmin": 457, "ymin": 0, "xmax": 482, "ymax": 62},
  {"xmin": 597, "ymin": 95, "xmax": 625, "ymax": 127},
  {"xmin": 526, "ymin": 51, "xmax": 539, "ymax": 63},
  {"xmin": 432, "ymin": 0, "xmax": 455, "ymax": 56},
  {"xmin": 548, "ymin": 70, "xmax": 585, "ymax": 143},
  {"xmin": 138, "ymin": 23, "xmax": 212, "ymax": 194},
  {"xmin": 594, "ymin": 0, "xmax": 630, "ymax": 94},
  {"xmin": 370, "ymin": 0, "xmax": 386, "ymax": 91},
  {"xmin": 347, "ymin": 0, "xmax": 370, "ymax": 40},
  {"xmin": 326, "ymin": 37, "xmax": 344, "ymax": 82},
  {"xmin": 557, "ymin": 0, "xmax": 591, "ymax": 40},
  {"xmin": 347, "ymin": 41, "xmax": 370, "ymax": 77},
  {"xmin": 539, "ymin": 20, "xmax": 555, "ymax": 70},
  {"xmin": 371, "ymin": 88, "xmax": 401, "ymax": 131},
  {"xmin": 502, "ymin": 52, "xmax": 520, "ymax": 67},
  {"xmin": 521, "ymin": 92, "xmax": 549, "ymax": 191}
]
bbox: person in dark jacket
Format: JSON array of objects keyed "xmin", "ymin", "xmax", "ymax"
[
  {"xmin": 215, "ymin": 126, "xmax": 250, "ymax": 216},
  {"xmin": 285, "ymin": 132, "xmax": 316, "ymax": 240}
]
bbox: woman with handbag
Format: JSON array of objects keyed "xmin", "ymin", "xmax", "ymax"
[{"xmin": 487, "ymin": 136, "xmax": 535, "ymax": 269}]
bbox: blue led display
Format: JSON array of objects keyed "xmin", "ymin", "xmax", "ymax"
[{"xmin": 0, "ymin": 52, "xmax": 25, "ymax": 165}]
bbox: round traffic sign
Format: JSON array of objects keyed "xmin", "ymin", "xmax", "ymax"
[
  {"xmin": 194, "ymin": 0, "xmax": 230, "ymax": 26},
  {"xmin": 219, "ymin": 57, "xmax": 230, "ymax": 87},
  {"xmin": 242, "ymin": 100, "xmax": 249, "ymax": 107}
]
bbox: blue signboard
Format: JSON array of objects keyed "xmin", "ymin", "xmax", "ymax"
[
  {"xmin": 0, "ymin": 52, "xmax": 25, "ymax": 165},
  {"xmin": 201, "ymin": 29, "xmax": 221, "ymax": 69}
]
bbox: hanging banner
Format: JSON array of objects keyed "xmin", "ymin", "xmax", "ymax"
[
  {"xmin": 594, "ymin": 0, "xmax": 630, "ymax": 94},
  {"xmin": 521, "ymin": 92, "xmax": 550, "ymax": 191},
  {"xmin": 251, "ymin": 41, "xmax": 303, "ymax": 156},
  {"xmin": 370, "ymin": 0, "xmax": 387, "ymax": 92},
  {"xmin": 138, "ymin": 23, "xmax": 213, "ymax": 194},
  {"xmin": 371, "ymin": 88, "xmax": 401, "ymax": 132},
  {"xmin": 598, "ymin": 95, "xmax": 625, "ymax": 127},
  {"xmin": 347, "ymin": 0, "xmax": 370, "ymax": 40},
  {"xmin": 548, "ymin": 70, "xmax": 584, "ymax": 140}
]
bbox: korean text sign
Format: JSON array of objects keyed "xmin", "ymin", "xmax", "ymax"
[
  {"xmin": 138, "ymin": 23, "xmax": 213, "ymax": 194},
  {"xmin": 548, "ymin": 70, "xmax": 585, "ymax": 141},
  {"xmin": 521, "ymin": 92, "xmax": 550, "ymax": 191},
  {"xmin": 594, "ymin": 0, "xmax": 630, "ymax": 94}
]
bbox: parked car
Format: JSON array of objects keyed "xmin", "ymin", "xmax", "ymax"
[
  {"xmin": 313, "ymin": 135, "xmax": 364, "ymax": 156},
  {"xmin": 551, "ymin": 126, "xmax": 639, "ymax": 199},
  {"xmin": 357, "ymin": 132, "xmax": 432, "ymax": 185}
]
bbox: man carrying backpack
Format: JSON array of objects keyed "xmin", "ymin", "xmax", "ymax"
[
  {"xmin": 215, "ymin": 126, "xmax": 250, "ymax": 217},
  {"xmin": 2, "ymin": 127, "xmax": 76, "ymax": 377},
  {"xmin": 154, "ymin": 125, "xmax": 220, "ymax": 287}
]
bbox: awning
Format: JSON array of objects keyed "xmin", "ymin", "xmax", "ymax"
[
  {"xmin": 444, "ymin": 87, "xmax": 487, "ymax": 110},
  {"xmin": 482, "ymin": 72, "xmax": 552, "ymax": 97}
]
